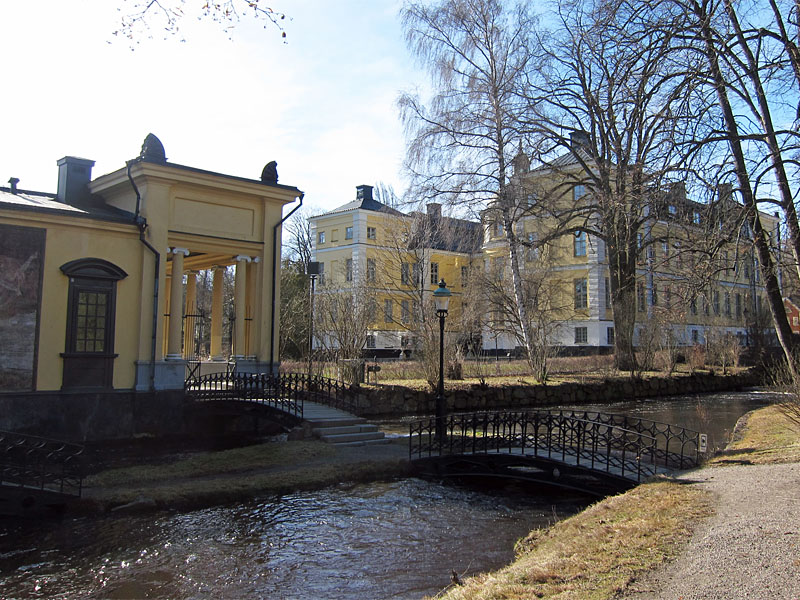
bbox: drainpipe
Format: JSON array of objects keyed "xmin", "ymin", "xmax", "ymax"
[
  {"xmin": 270, "ymin": 193, "xmax": 304, "ymax": 372},
  {"xmin": 127, "ymin": 160, "xmax": 160, "ymax": 391}
]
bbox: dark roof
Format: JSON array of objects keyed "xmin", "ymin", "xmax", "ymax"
[
  {"xmin": 325, "ymin": 195, "xmax": 405, "ymax": 217},
  {"xmin": 0, "ymin": 187, "xmax": 135, "ymax": 223},
  {"xmin": 409, "ymin": 212, "xmax": 482, "ymax": 254}
]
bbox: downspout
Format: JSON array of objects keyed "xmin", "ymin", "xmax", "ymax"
[
  {"xmin": 127, "ymin": 159, "xmax": 160, "ymax": 392},
  {"xmin": 270, "ymin": 193, "xmax": 304, "ymax": 372}
]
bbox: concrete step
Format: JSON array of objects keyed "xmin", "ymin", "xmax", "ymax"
[
  {"xmin": 306, "ymin": 417, "xmax": 366, "ymax": 428},
  {"xmin": 312, "ymin": 424, "xmax": 379, "ymax": 436},
  {"xmin": 317, "ymin": 431, "xmax": 386, "ymax": 444},
  {"xmin": 333, "ymin": 438, "xmax": 393, "ymax": 447}
]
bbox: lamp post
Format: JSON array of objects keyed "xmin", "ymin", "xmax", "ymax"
[
  {"xmin": 433, "ymin": 278, "xmax": 451, "ymax": 445},
  {"xmin": 307, "ymin": 261, "xmax": 320, "ymax": 383}
]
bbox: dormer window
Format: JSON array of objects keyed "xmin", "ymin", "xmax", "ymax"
[
  {"xmin": 573, "ymin": 184, "xmax": 586, "ymax": 202},
  {"xmin": 668, "ymin": 205, "xmax": 677, "ymax": 216}
]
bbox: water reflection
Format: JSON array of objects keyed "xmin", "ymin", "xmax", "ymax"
[{"xmin": 0, "ymin": 480, "xmax": 587, "ymax": 599}]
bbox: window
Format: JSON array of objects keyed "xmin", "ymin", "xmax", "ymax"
[
  {"xmin": 605, "ymin": 277, "xmax": 611, "ymax": 308},
  {"xmin": 367, "ymin": 298, "xmax": 377, "ymax": 322},
  {"xmin": 691, "ymin": 296, "xmax": 698, "ymax": 315},
  {"xmin": 725, "ymin": 292, "xmax": 731, "ymax": 316},
  {"xmin": 573, "ymin": 184, "xmax": 586, "ymax": 201},
  {"xmin": 527, "ymin": 232, "xmax": 539, "ymax": 261},
  {"xmin": 367, "ymin": 226, "xmax": 376, "ymax": 240},
  {"xmin": 384, "ymin": 299, "xmax": 393, "ymax": 322},
  {"xmin": 318, "ymin": 262, "xmax": 325, "ymax": 286},
  {"xmin": 412, "ymin": 262, "xmax": 421, "ymax": 285},
  {"xmin": 713, "ymin": 290, "xmax": 720, "ymax": 315},
  {"xmin": 345, "ymin": 258, "xmax": 353, "ymax": 282},
  {"xmin": 401, "ymin": 262, "xmax": 410, "ymax": 285},
  {"xmin": 412, "ymin": 300, "xmax": 420, "ymax": 323},
  {"xmin": 461, "ymin": 266, "xmax": 469, "ymax": 288},
  {"xmin": 652, "ymin": 284, "xmax": 658, "ymax": 306},
  {"xmin": 430, "ymin": 262, "xmax": 439, "ymax": 285},
  {"xmin": 574, "ymin": 327, "xmax": 588, "ymax": 344},
  {"xmin": 662, "ymin": 241, "xmax": 669, "ymax": 259},
  {"xmin": 345, "ymin": 226, "xmax": 353, "ymax": 240},
  {"xmin": 703, "ymin": 294, "xmax": 710, "ymax": 316},
  {"xmin": 693, "ymin": 211, "xmax": 701, "ymax": 225},
  {"xmin": 692, "ymin": 329, "xmax": 699, "ymax": 343},
  {"xmin": 318, "ymin": 231, "xmax": 326, "ymax": 244},
  {"xmin": 638, "ymin": 282, "xmax": 646, "ymax": 312},
  {"xmin": 365, "ymin": 335, "xmax": 376, "ymax": 349},
  {"xmin": 573, "ymin": 231, "xmax": 586, "ymax": 257},
  {"xmin": 495, "ymin": 221, "xmax": 504, "ymax": 237},
  {"xmin": 401, "ymin": 300, "xmax": 410, "ymax": 323},
  {"xmin": 60, "ymin": 258, "xmax": 127, "ymax": 389},
  {"xmin": 367, "ymin": 258, "xmax": 376, "ymax": 282},
  {"xmin": 331, "ymin": 229, "xmax": 339, "ymax": 242},
  {"xmin": 668, "ymin": 204, "xmax": 677, "ymax": 216},
  {"xmin": 736, "ymin": 293, "xmax": 742, "ymax": 319},
  {"xmin": 574, "ymin": 278, "xmax": 588, "ymax": 309},
  {"xmin": 607, "ymin": 327, "xmax": 615, "ymax": 345},
  {"xmin": 665, "ymin": 286, "xmax": 671, "ymax": 308}
]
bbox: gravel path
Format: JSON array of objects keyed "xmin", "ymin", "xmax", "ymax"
[{"xmin": 621, "ymin": 461, "xmax": 800, "ymax": 600}]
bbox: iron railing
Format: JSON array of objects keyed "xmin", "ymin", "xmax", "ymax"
[
  {"xmin": 0, "ymin": 430, "xmax": 84, "ymax": 497},
  {"xmin": 184, "ymin": 372, "xmax": 360, "ymax": 417},
  {"xmin": 409, "ymin": 410, "xmax": 704, "ymax": 483}
]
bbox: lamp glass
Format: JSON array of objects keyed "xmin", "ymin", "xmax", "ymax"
[{"xmin": 433, "ymin": 279, "xmax": 451, "ymax": 313}]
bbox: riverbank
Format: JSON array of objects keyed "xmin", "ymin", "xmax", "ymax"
[
  {"xmin": 436, "ymin": 404, "xmax": 800, "ymax": 599},
  {"xmin": 78, "ymin": 439, "xmax": 411, "ymax": 514}
]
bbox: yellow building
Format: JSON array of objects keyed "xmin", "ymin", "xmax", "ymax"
[
  {"xmin": 0, "ymin": 134, "xmax": 302, "ymax": 440},
  {"xmin": 309, "ymin": 186, "xmax": 481, "ymax": 356}
]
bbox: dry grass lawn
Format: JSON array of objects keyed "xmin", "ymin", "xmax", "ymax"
[
  {"xmin": 710, "ymin": 404, "xmax": 800, "ymax": 465},
  {"xmin": 434, "ymin": 482, "xmax": 712, "ymax": 600}
]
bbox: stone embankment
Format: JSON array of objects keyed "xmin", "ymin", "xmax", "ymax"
[{"xmin": 350, "ymin": 371, "xmax": 758, "ymax": 418}]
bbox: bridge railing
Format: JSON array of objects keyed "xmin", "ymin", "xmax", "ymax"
[
  {"xmin": 550, "ymin": 410, "xmax": 703, "ymax": 470},
  {"xmin": 0, "ymin": 430, "xmax": 84, "ymax": 497},
  {"xmin": 185, "ymin": 372, "xmax": 359, "ymax": 417},
  {"xmin": 409, "ymin": 410, "xmax": 699, "ymax": 483}
]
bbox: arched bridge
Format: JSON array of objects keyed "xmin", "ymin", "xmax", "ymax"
[
  {"xmin": 409, "ymin": 410, "xmax": 707, "ymax": 496},
  {"xmin": 0, "ymin": 430, "xmax": 84, "ymax": 515},
  {"xmin": 184, "ymin": 372, "xmax": 358, "ymax": 426}
]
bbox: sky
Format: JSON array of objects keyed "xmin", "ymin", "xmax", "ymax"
[{"xmin": 0, "ymin": 1, "xmax": 426, "ymax": 213}]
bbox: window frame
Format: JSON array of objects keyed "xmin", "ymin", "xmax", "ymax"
[
  {"xmin": 345, "ymin": 226, "xmax": 354, "ymax": 240},
  {"xmin": 574, "ymin": 326, "xmax": 588, "ymax": 344},
  {"xmin": 574, "ymin": 278, "xmax": 588, "ymax": 309}
]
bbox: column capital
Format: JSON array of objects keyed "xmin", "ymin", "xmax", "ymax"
[
  {"xmin": 234, "ymin": 254, "xmax": 252, "ymax": 263},
  {"xmin": 170, "ymin": 247, "xmax": 190, "ymax": 256},
  {"xmin": 252, "ymin": 256, "xmax": 261, "ymax": 264}
]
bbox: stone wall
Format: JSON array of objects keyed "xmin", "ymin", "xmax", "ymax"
[{"xmin": 348, "ymin": 371, "xmax": 761, "ymax": 418}]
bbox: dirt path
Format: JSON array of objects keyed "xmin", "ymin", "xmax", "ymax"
[{"xmin": 621, "ymin": 462, "xmax": 800, "ymax": 600}]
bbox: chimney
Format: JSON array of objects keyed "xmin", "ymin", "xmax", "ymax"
[
  {"xmin": 8, "ymin": 177, "xmax": 19, "ymax": 194},
  {"xmin": 570, "ymin": 130, "xmax": 590, "ymax": 152},
  {"xmin": 427, "ymin": 202, "xmax": 442, "ymax": 219},
  {"xmin": 718, "ymin": 183, "xmax": 732, "ymax": 203},
  {"xmin": 356, "ymin": 184, "xmax": 373, "ymax": 202},
  {"xmin": 56, "ymin": 156, "xmax": 95, "ymax": 205}
]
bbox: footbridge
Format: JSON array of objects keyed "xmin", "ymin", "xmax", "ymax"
[
  {"xmin": 0, "ymin": 430, "xmax": 84, "ymax": 515},
  {"xmin": 409, "ymin": 410, "xmax": 707, "ymax": 496}
]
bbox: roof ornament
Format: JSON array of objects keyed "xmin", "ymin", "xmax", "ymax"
[
  {"xmin": 261, "ymin": 161, "xmax": 278, "ymax": 184},
  {"xmin": 140, "ymin": 133, "xmax": 167, "ymax": 164}
]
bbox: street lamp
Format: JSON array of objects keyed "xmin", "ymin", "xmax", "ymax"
[
  {"xmin": 433, "ymin": 278, "xmax": 451, "ymax": 445},
  {"xmin": 307, "ymin": 261, "xmax": 320, "ymax": 383}
]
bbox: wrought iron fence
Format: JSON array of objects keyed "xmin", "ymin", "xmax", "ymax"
[
  {"xmin": 184, "ymin": 372, "xmax": 360, "ymax": 417},
  {"xmin": 409, "ymin": 410, "xmax": 703, "ymax": 483},
  {"xmin": 0, "ymin": 430, "xmax": 84, "ymax": 497}
]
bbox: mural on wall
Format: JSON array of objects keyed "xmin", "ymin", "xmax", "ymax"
[{"xmin": 0, "ymin": 224, "xmax": 44, "ymax": 391}]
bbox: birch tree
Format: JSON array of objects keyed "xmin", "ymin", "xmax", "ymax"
[{"xmin": 399, "ymin": 0, "xmax": 542, "ymax": 375}]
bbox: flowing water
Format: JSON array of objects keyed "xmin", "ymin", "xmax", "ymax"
[{"xmin": 0, "ymin": 390, "xmax": 779, "ymax": 599}]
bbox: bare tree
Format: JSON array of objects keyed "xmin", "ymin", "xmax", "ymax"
[
  {"xmin": 400, "ymin": 0, "xmax": 542, "ymax": 376},
  {"xmin": 112, "ymin": 0, "xmax": 287, "ymax": 42},
  {"xmin": 520, "ymin": 0, "xmax": 708, "ymax": 371}
]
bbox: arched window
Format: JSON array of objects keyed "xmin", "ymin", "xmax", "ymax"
[{"xmin": 60, "ymin": 258, "xmax": 127, "ymax": 389}]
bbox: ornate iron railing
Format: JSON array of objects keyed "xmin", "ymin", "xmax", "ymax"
[
  {"xmin": 409, "ymin": 410, "xmax": 704, "ymax": 483},
  {"xmin": 184, "ymin": 372, "xmax": 360, "ymax": 417},
  {"xmin": 0, "ymin": 430, "xmax": 84, "ymax": 497}
]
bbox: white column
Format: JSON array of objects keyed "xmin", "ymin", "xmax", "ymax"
[
  {"xmin": 183, "ymin": 271, "xmax": 197, "ymax": 358},
  {"xmin": 233, "ymin": 255, "xmax": 252, "ymax": 358},
  {"xmin": 210, "ymin": 266, "xmax": 225, "ymax": 360},
  {"xmin": 166, "ymin": 247, "xmax": 189, "ymax": 360}
]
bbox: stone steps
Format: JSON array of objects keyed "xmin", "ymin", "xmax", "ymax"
[{"xmin": 303, "ymin": 401, "xmax": 389, "ymax": 446}]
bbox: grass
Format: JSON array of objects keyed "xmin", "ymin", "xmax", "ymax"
[
  {"xmin": 434, "ymin": 482, "xmax": 713, "ymax": 600},
  {"xmin": 709, "ymin": 404, "xmax": 800, "ymax": 466},
  {"xmin": 82, "ymin": 440, "xmax": 410, "ymax": 512}
]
